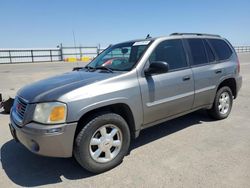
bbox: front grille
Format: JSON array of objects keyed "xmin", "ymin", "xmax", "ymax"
[{"xmin": 15, "ymin": 97, "xmax": 28, "ymax": 121}]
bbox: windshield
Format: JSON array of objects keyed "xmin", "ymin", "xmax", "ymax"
[{"xmin": 87, "ymin": 41, "xmax": 151, "ymax": 71}]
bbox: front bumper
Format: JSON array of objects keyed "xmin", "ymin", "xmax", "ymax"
[{"xmin": 9, "ymin": 118, "xmax": 77, "ymax": 158}]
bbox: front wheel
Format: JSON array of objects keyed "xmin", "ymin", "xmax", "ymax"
[
  {"xmin": 74, "ymin": 113, "xmax": 131, "ymax": 173},
  {"xmin": 207, "ymin": 86, "xmax": 233, "ymax": 120}
]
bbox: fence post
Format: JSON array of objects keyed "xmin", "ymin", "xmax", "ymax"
[
  {"xmin": 31, "ymin": 50, "xmax": 34, "ymax": 62},
  {"xmin": 50, "ymin": 50, "xmax": 53, "ymax": 62},
  {"xmin": 60, "ymin": 43, "xmax": 63, "ymax": 61},
  {"xmin": 97, "ymin": 44, "xmax": 101, "ymax": 55},
  {"xmin": 9, "ymin": 50, "xmax": 12, "ymax": 63},
  {"xmin": 80, "ymin": 46, "xmax": 82, "ymax": 59}
]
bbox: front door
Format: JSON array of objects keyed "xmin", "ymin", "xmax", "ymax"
[{"xmin": 138, "ymin": 39, "xmax": 194, "ymax": 125}]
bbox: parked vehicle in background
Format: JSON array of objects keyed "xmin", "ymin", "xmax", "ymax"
[{"xmin": 9, "ymin": 33, "xmax": 242, "ymax": 173}]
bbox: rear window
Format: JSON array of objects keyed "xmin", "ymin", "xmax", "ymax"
[
  {"xmin": 187, "ymin": 39, "xmax": 208, "ymax": 65},
  {"xmin": 208, "ymin": 39, "xmax": 233, "ymax": 61}
]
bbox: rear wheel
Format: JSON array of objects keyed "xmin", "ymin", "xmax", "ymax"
[
  {"xmin": 207, "ymin": 86, "xmax": 233, "ymax": 120},
  {"xmin": 74, "ymin": 113, "xmax": 130, "ymax": 173}
]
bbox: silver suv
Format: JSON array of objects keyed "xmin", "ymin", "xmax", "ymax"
[{"xmin": 9, "ymin": 33, "xmax": 242, "ymax": 173}]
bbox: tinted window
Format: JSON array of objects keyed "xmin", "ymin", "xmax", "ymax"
[
  {"xmin": 208, "ymin": 39, "xmax": 232, "ymax": 60},
  {"xmin": 188, "ymin": 39, "xmax": 208, "ymax": 65},
  {"xmin": 204, "ymin": 40, "xmax": 215, "ymax": 62},
  {"xmin": 149, "ymin": 39, "xmax": 187, "ymax": 70}
]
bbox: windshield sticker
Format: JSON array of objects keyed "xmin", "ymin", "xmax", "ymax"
[{"xmin": 133, "ymin": 41, "xmax": 151, "ymax": 46}]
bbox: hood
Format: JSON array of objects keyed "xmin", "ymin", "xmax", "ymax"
[{"xmin": 17, "ymin": 70, "xmax": 118, "ymax": 103}]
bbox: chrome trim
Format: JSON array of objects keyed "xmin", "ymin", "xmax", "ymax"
[{"xmin": 12, "ymin": 96, "xmax": 29, "ymax": 126}]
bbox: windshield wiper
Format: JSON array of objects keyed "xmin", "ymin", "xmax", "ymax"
[
  {"xmin": 85, "ymin": 65, "xmax": 96, "ymax": 72},
  {"xmin": 85, "ymin": 65, "xmax": 113, "ymax": 73},
  {"xmin": 72, "ymin": 67, "xmax": 84, "ymax": 71},
  {"xmin": 95, "ymin": 66, "xmax": 113, "ymax": 73}
]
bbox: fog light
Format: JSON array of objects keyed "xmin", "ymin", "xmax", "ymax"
[{"xmin": 30, "ymin": 140, "xmax": 39, "ymax": 152}]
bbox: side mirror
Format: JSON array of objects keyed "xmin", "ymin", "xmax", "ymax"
[{"xmin": 144, "ymin": 61, "xmax": 169, "ymax": 76}]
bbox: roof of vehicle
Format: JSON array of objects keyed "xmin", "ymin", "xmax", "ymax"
[
  {"xmin": 116, "ymin": 33, "xmax": 223, "ymax": 46},
  {"xmin": 169, "ymin": 32, "xmax": 221, "ymax": 37},
  {"xmin": 159, "ymin": 33, "xmax": 222, "ymax": 40}
]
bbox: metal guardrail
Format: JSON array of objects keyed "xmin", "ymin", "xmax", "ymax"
[
  {"xmin": 0, "ymin": 49, "xmax": 62, "ymax": 64},
  {"xmin": 0, "ymin": 45, "xmax": 104, "ymax": 64},
  {"xmin": 61, "ymin": 46, "xmax": 100, "ymax": 59},
  {"xmin": 0, "ymin": 45, "xmax": 249, "ymax": 64},
  {"xmin": 234, "ymin": 46, "xmax": 250, "ymax": 53}
]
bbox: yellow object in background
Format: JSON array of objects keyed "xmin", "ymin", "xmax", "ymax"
[
  {"xmin": 64, "ymin": 56, "xmax": 92, "ymax": 63},
  {"xmin": 66, "ymin": 57, "xmax": 77, "ymax": 62},
  {"xmin": 81, "ymin": 56, "xmax": 91, "ymax": 62}
]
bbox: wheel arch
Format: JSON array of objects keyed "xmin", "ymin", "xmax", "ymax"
[
  {"xmin": 74, "ymin": 103, "xmax": 137, "ymax": 142},
  {"xmin": 217, "ymin": 77, "xmax": 237, "ymax": 99}
]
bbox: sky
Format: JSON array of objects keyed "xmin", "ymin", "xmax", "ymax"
[{"xmin": 0, "ymin": 0, "xmax": 250, "ymax": 48}]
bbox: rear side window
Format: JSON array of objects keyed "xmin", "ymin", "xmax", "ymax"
[
  {"xmin": 149, "ymin": 39, "xmax": 187, "ymax": 70},
  {"xmin": 208, "ymin": 39, "xmax": 232, "ymax": 61},
  {"xmin": 187, "ymin": 39, "xmax": 208, "ymax": 65},
  {"xmin": 203, "ymin": 40, "xmax": 215, "ymax": 62}
]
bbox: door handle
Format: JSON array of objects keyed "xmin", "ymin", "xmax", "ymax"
[
  {"xmin": 182, "ymin": 76, "xmax": 191, "ymax": 81},
  {"xmin": 215, "ymin": 69, "xmax": 222, "ymax": 74}
]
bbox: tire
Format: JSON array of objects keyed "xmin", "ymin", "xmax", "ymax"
[
  {"xmin": 74, "ymin": 113, "xmax": 131, "ymax": 173},
  {"xmin": 207, "ymin": 86, "xmax": 233, "ymax": 120}
]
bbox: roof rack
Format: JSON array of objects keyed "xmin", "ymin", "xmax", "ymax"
[{"xmin": 170, "ymin": 33, "xmax": 221, "ymax": 37}]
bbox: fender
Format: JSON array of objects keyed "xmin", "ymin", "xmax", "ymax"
[{"xmin": 76, "ymin": 97, "xmax": 143, "ymax": 133}]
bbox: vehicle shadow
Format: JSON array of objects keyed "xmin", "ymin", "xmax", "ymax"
[
  {"xmin": 1, "ymin": 141, "xmax": 94, "ymax": 187},
  {"xmin": 1, "ymin": 110, "xmax": 212, "ymax": 187},
  {"xmin": 130, "ymin": 110, "xmax": 212, "ymax": 150},
  {"xmin": 0, "ymin": 111, "xmax": 9, "ymax": 115}
]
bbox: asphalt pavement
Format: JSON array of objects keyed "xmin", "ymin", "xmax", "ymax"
[{"xmin": 0, "ymin": 56, "xmax": 250, "ymax": 188}]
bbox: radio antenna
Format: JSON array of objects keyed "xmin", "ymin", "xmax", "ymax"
[
  {"xmin": 146, "ymin": 34, "xmax": 152, "ymax": 39},
  {"xmin": 72, "ymin": 29, "xmax": 79, "ymax": 67}
]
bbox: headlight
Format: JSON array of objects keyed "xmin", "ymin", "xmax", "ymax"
[{"xmin": 33, "ymin": 102, "xmax": 67, "ymax": 124}]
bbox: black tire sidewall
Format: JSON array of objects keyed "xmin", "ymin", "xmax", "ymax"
[
  {"xmin": 74, "ymin": 113, "xmax": 131, "ymax": 173},
  {"xmin": 213, "ymin": 86, "xmax": 233, "ymax": 119}
]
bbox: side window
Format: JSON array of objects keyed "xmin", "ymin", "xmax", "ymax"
[
  {"xmin": 129, "ymin": 45, "xmax": 147, "ymax": 63},
  {"xmin": 204, "ymin": 39, "xmax": 215, "ymax": 62},
  {"xmin": 208, "ymin": 39, "xmax": 233, "ymax": 61},
  {"xmin": 187, "ymin": 39, "xmax": 208, "ymax": 65},
  {"xmin": 149, "ymin": 39, "xmax": 187, "ymax": 70},
  {"xmin": 105, "ymin": 47, "xmax": 131, "ymax": 59}
]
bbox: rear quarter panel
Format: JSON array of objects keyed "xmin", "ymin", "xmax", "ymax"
[{"xmin": 210, "ymin": 55, "xmax": 239, "ymax": 103}]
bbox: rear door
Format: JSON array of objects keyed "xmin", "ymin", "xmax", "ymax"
[
  {"xmin": 185, "ymin": 38, "xmax": 224, "ymax": 108},
  {"xmin": 138, "ymin": 39, "xmax": 195, "ymax": 125}
]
